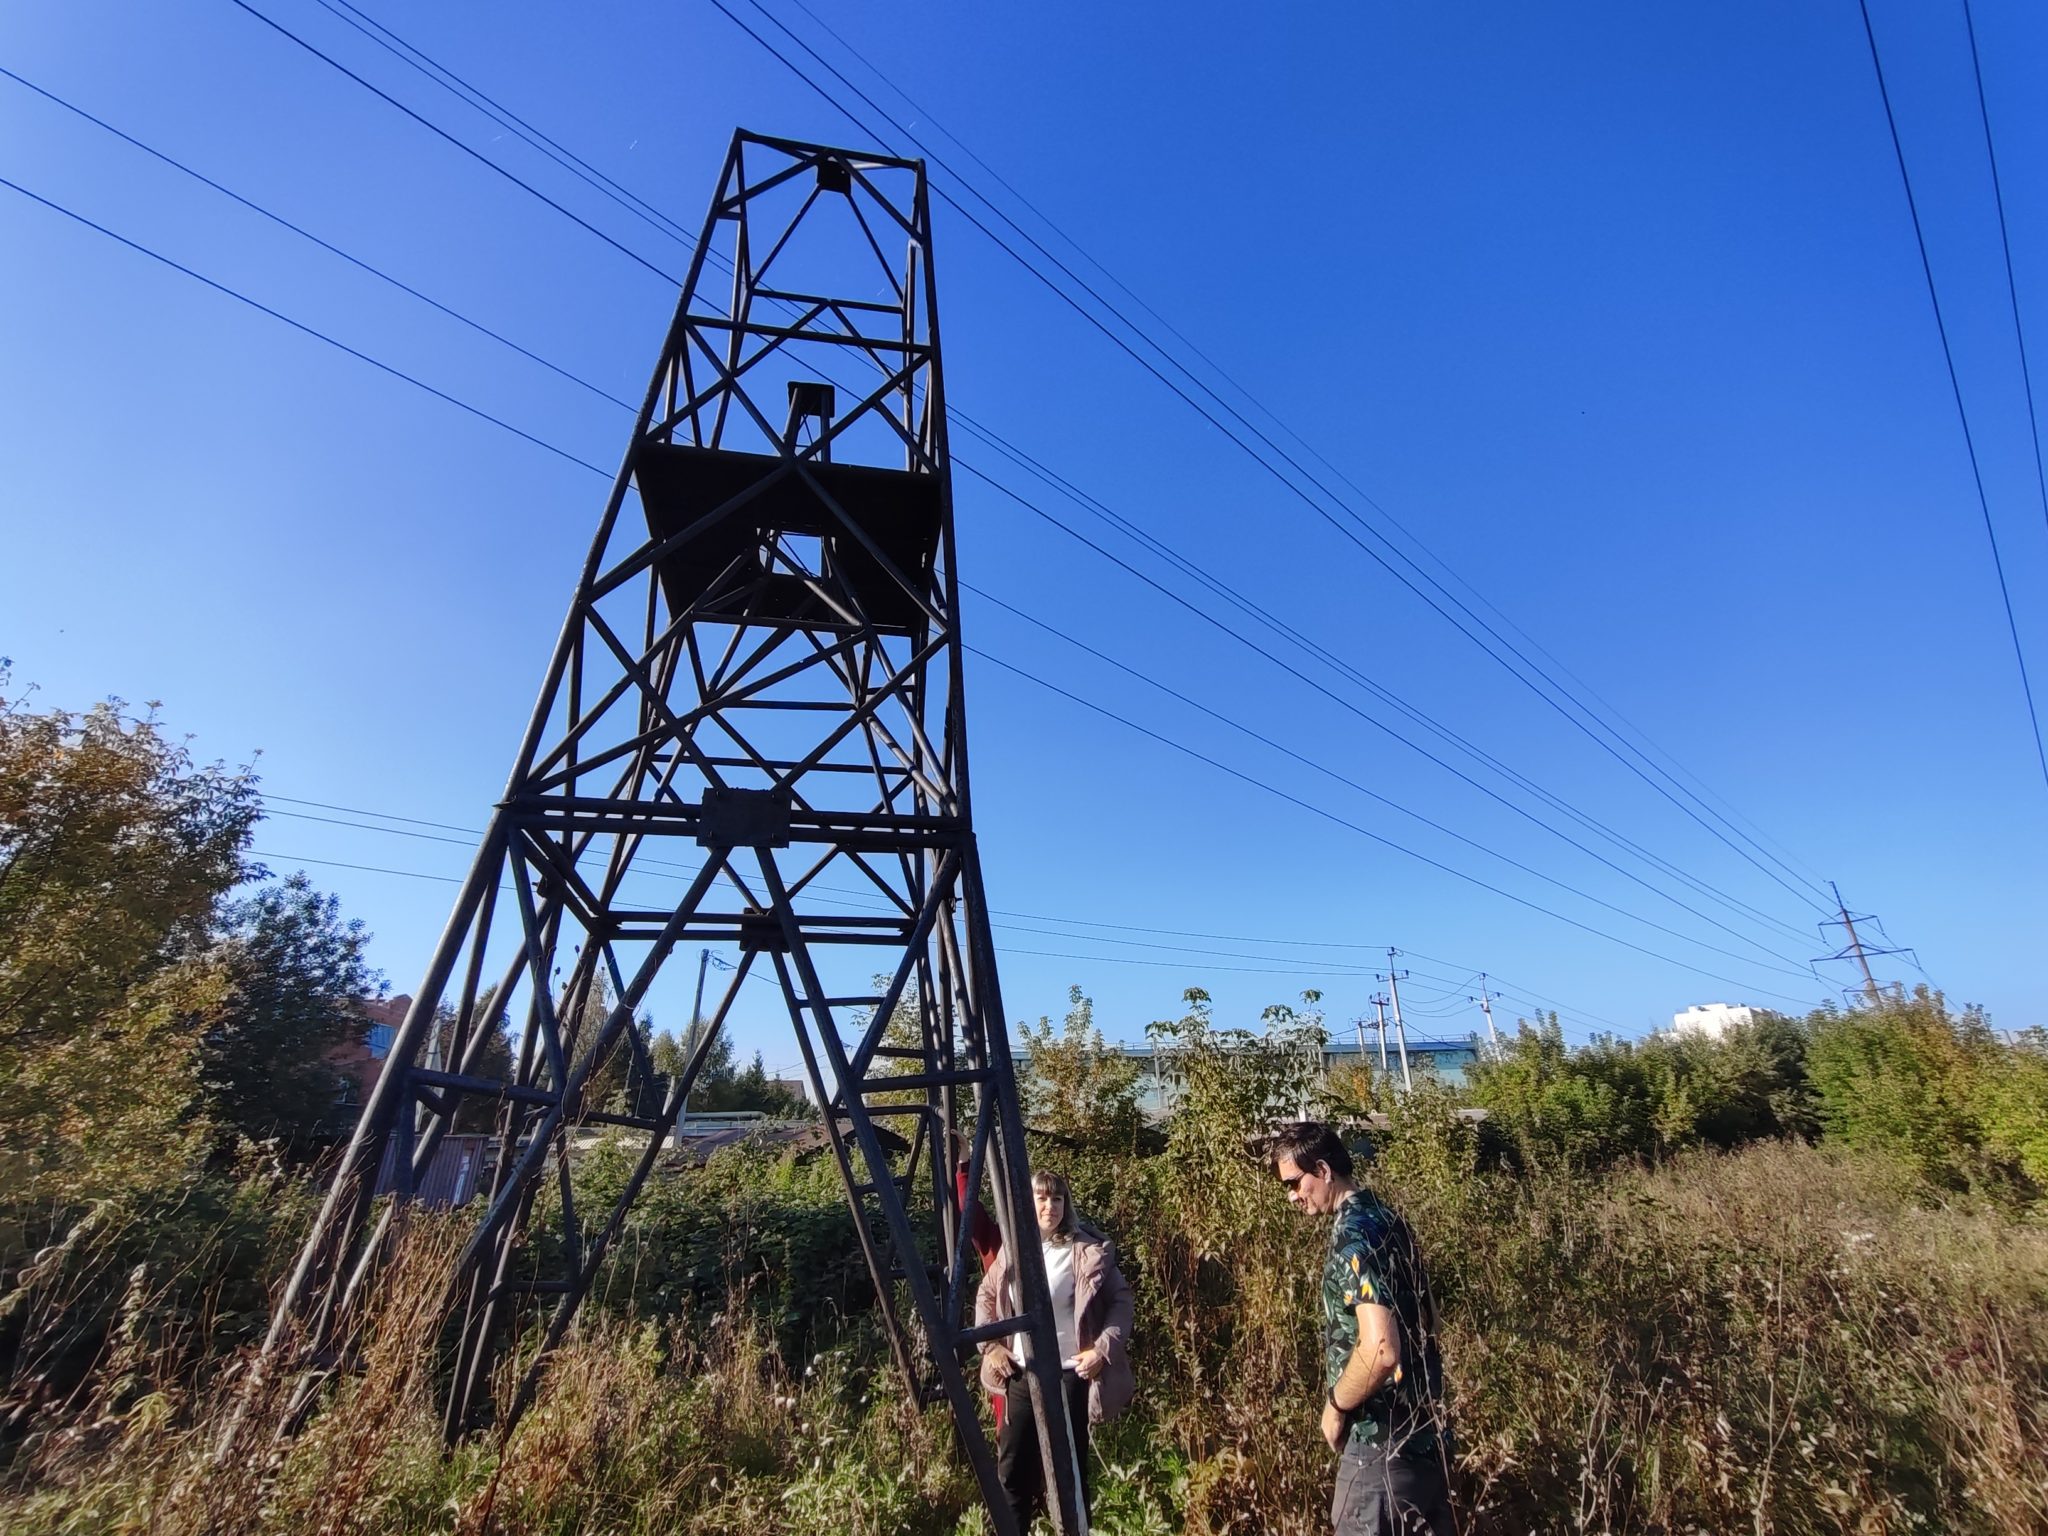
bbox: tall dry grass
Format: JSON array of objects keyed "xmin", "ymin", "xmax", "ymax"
[{"xmin": 0, "ymin": 1139, "xmax": 2041, "ymax": 1535}]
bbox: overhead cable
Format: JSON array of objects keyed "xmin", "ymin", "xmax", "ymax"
[
  {"xmin": 1857, "ymin": 0, "xmax": 2048, "ymax": 790},
  {"xmin": 221, "ymin": 0, "xmax": 685, "ymax": 287},
  {"xmin": 1961, "ymin": 0, "xmax": 2048, "ymax": 547},
  {"xmin": 0, "ymin": 64, "xmax": 638, "ymax": 414},
  {"xmin": 957, "ymin": 482, "xmax": 1819, "ymax": 975},
  {"xmin": 0, "ymin": 172, "xmax": 608, "ymax": 477},
  {"xmin": 4, "ymin": 108, "xmax": 1826, "ymax": 1003},
  {"xmin": 780, "ymin": 0, "xmax": 1837, "ymax": 899},
  {"xmin": 966, "ymin": 646, "xmax": 1818, "ymax": 1006},
  {"xmin": 198, "ymin": 0, "xmax": 1832, "ymax": 950},
  {"xmin": 713, "ymin": 0, "xmax": 1842, "ymax": 911}
]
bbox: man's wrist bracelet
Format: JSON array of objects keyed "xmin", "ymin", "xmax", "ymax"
[{"xmin": 1326, "ymin": 1389, "xmax": 1349, "ymax": 1414}]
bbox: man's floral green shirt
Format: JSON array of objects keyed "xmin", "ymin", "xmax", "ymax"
[{"xmin": 1322, "ymin": 1188, "xmax": 1445, "ymax": 1456}]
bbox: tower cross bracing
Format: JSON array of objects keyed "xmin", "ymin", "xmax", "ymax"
[{"xmin": 260, "ymin": 129, "xmax": 1088, "ymax": 1536}]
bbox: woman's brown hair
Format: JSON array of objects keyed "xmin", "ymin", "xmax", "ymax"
[{"xmin": 1032, "ymin": 1169, "xmax": 1078, "ymax": 1241}]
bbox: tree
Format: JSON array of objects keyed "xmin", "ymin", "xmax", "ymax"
[
  {"xmin": 190, "ymin": 874, "xmax": 380, "ymax": 1156},
  {"xmin": 1806, "ymin": 989, "xmax": 1992, "ymax": 1190},
  {"xmin": 1017, "ymin": 985, "xmax": 1143, "ymax": 1149},
  {"xmin": 1975, "ymin": 1027, "xmax": 2048, "ymax": 1190},
  {"xmin": 651, "ymin": 1022, "xmax": 807, "ymax": 1118},
  {"xmin": 650, "ymin": 1025, "xmax": 691, "ymax": 1083},
  {"xmin": 1462, "ymin": 1017, "xmax": 1653, "ymax": 1173},
  {"xmin": 0, "ymin": 680, "xmax": 259, "ymax": 1202},
  {"xmin": 560, "ymin": 972, "xmax": 662, "ymax": 1121}
]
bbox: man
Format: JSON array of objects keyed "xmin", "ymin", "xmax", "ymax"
[{"xmin": 1271, "ymin": 1122, "xmax": 1453, "ymax": 1536}]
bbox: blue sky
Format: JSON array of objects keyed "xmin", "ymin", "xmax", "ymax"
[{"xmin": 5, "ymin": 0, "xmax": 2046, "ymax": 1077}]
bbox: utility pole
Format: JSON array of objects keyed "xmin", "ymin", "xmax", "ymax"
[
  {"xmin": 677, "ymin": 947, "xmax": 710, "ymax": 1137},
  {"xmin": 1813, "ymin": 881, "xmax": 1914, "ymax": 1009},
  {"xmin": 1472, "ymin": 975, "xmax": 1500, "ymax": 1047},
  {"xmin": 1371, "ymin": 994, "xmax": 1390, "ymax": 1077},
  {"xmin": 1384, "ymin": 952, "xmax": 1412, "ymax": 1092}
]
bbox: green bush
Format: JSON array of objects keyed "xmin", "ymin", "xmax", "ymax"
[
  {"xmin": 570, "ymin": 1138, "xmax": 879, "ymax": 1354},
  {"xmin": 1806, "ymin": 988, "xmax": 2045, "ymax": 1199},
  {"xmin": 1463, "ymin": 1013, "xmax": 1815, "ymax": 1174}
]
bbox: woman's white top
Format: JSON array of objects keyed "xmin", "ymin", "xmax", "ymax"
[{"xmin": 1012, "ymin": 1238, "xmax": 1082, "ymax": 1367}]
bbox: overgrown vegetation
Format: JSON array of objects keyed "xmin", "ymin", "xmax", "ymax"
[
  {"xmin": 1462, "ymin": 993, "xmax": 2048, "ymax": 1205},
  {"xmin": 3, "ymin": 680, "xmax": 2044, "ymax": 1532},
  {"xmin": 0, "ymin": 680, "xmax": 376, "ymax": 1441}
]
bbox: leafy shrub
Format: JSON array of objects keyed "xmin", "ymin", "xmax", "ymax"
[
  {"xmin": 1016, "ymin": 986, "xmax": 1144, "ymax": 1152},
  {"xmin": 1466, "ymin": 1010, "xmax": 1813, "ymax": 1174},
  {"xmin": 573, "ymin": 1139, "xmax": 879, "ymax": 1354},
  {"xmin": 1805, "ymin": 987, "xmax": 2045, "ymax": 1198}
]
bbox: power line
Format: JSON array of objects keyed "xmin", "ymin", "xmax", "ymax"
[
  {"xmin": 251, "ymin": 805, "xmax": 1634, "ymax": 1035},
  {"xmin": 256, "ymin": 802, "xmax": 1389, "ymax": 973},
  {"xmin": 1856, "ymin": 0, "xmax": 2048, "ymax": 791},
  {"xmin": 39, "ymin": 40, "xmax": 1771, "ymax": 951},
  {"xmin": 966, "ymin": 646, "xmax": 1819, "ymax": 1006},
  {"xmin": 9, "ymin": 100, "xmax": 1824, "ymax": 999},
  {"xmin": 949, "ymin": 410, "xmax": 1821, "ymax": 949},
  {"xmin": 221, "ymin": 0, "xmax": 685, "ymax": 288},
  {"xmin": 0, "ymin": 64, "xmax": 637, "ymax": 414},
  {"xmin": 0, "ymin": 172, "xmax": 609, "ymax": 477},
  {"xmin": 252, "ymin": 791, "xmax": 1624, "ymax": 1033},
  {"xmin": 957, "ymin": 492, "xmax": 1820, "ymax": 966},
  {"xmin": 305, "ymin": 0, "xmax": 700, "ymax": 251},
  {"xmin": 961, "ymin": 576, "xmax": 1819, "ymax": 978},
  {"xmin": 780, "ymin": 0, "xmax": 1839, "ymax": 900},
  {"xmin": 714, "ymin": 0, "xmax": 1841, "ymax": 912},
  {"xmin": 264, "ymin": 801, "xmax": 1643, "ymax": 996},
  {"xmin": 1960, "ymin": 0, "xmax": 2048, "ymax": 546},
  {"xmin": 245, "ymin": 849, "xmax": 1618, "ymax": 1039},
  {"xmin": 257, "ymin": 788, "xmax": 1744, "ymax": 1012},
  {"xmin": 201, "ymin": 0, "xmax": 1835, "ymax": 949},
  {"xmin": 247, "ymin": 849, "xmax": 1397, "ymax": 981}
]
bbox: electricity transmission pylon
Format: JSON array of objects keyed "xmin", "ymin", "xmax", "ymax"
[
  {"xmin": 257, "ymin": 131, "xmax": 1086, "ymax": 1536},
  {"xmin": 1813, "ymin": 880, "xmax": 1914, "ymax": 1008}
]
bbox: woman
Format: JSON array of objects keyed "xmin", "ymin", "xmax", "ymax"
[{"xmin": 975, "ymin": 1170, "xmax": 1135, "ymax": 1528}]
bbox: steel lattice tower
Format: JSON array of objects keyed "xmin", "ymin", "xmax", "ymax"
[{"xmin": 260, "ymin": 131, "xmax": 1088, "ymax": 1536}]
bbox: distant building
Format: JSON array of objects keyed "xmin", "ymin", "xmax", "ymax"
[
  {"xmin": 1671, "ymin": 1002, "xmax": 1758, "ymax": 1039},
  {"xmin": 375, "ymin": 1132, "xmax": 490, "ymax": 1207},
  {"xmin": 330, "ymin": 994, "xmax": 411, "ymax": 1111}
]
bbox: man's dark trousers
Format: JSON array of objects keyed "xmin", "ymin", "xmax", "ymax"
[
  {"xmin": 997, "ymin": 1369, "xmax": 1090, "ymax": 1529},
  {"xmin": 1330, "ymin": 1442, "xmax": 1454, "ymax": 1536}
]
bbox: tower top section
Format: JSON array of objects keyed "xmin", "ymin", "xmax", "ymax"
[
  {"xmin": 634, "ymin": 132, "xmax": 947, "ymax": 637},
  {"xmin": 649, "ymin": 131, "xmax": 941, "ymax": 474}
]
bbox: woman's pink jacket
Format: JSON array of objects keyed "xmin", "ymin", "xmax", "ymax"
[{"xmin": 974, "ymin": 1225, "xmax": 1136, "ymax": 1424}]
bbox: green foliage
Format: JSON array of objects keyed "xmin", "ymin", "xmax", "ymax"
[
  {"xmin": 1465, "ymin": 1012, "xmax": 1814, "ymax": 1174},
  {"xmin": 575, "ymin": 1143, "xmax": 874, "ymax": 1352},
  {"xmin": 192, "ymin": 873, "xmax": 379, "ymax": 1157},
  {"xmin": 1805, "ymin": 987, "xmax": 2044, "ymax": 1198},
  {"xmin": 7, "ymin": 1121, "xmax": 2048, "ymax": 1534},
  {"xmin": 1976, "ymin": 1028, "xmax": 2048, "ymax": 1188},
  {"xmin": 3, "ymin": 706, "xmax": 2045, "ymax": 1536},
  {"xmin": 434, "ymin": 991, "xmax": 516, "ymax": 1134},
  {"xmin": 0, "ymin": 1155, "xmax": 319, "ymax": 1451},
  {"xmin": 1369, "ymin": 1077, "xmax": 1479, "ymax": 1195},
  {"xmin": 1461, "ymin": 1016, "xmax": 1650, "ymax": 1172},
  {"xmin": 0, "ymin": 683, "xmax": 260, "ymax": 1204},
  {"xmin": 1016, "ymin": 986, "xmax": 1143, "ymax": 1150},
  {"xmin": 666, "ymin": 1027, "xmax": 812, "ymax": 1118}
]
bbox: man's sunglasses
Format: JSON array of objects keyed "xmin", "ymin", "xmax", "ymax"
[{"xmin": 1279, "ymin": 1165, "xmax": 1322, "ymax": 1192}]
